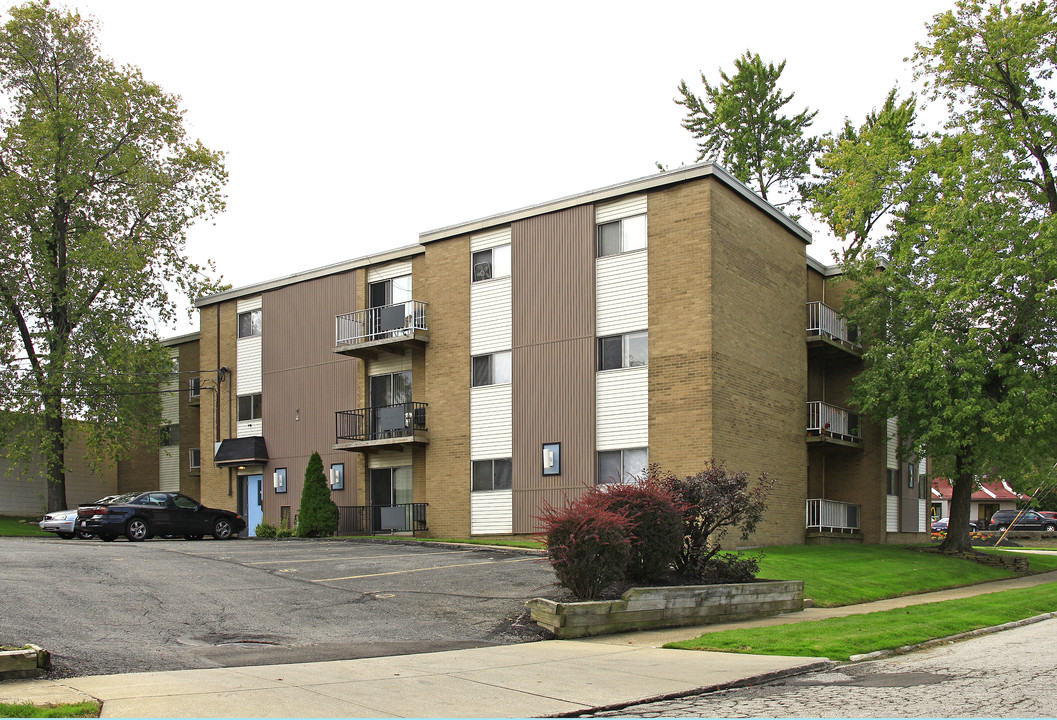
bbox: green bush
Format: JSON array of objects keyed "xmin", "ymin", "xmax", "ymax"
[
  {"xmin": 255, "ymin": 521, "xmax": 277, "ymax": 538},
  {"xmin": 593, "ymin": 481, "xmax": 684, "ymax": 583},
  {"xmin": 296, "ymin": 452, "xmax": 339, "ymax": 537},
  {"xmin": 538, "ymin": 494, "xmax": 632, "ymax": 600},
  {"xmin": 276, "ymin": 525, "xmax": 294, "ymax": 538}
]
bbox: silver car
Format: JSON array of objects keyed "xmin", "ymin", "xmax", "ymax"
[{"xmin": 40, "ymin": 509, "xmax": 94, "ymax": 539}]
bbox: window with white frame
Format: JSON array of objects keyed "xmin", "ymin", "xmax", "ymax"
[
  {"xmin": 596, "ymin": 214, "xmax": 646, "ymax": 257},
  {"xmin": 471, "ymin": 244, "xmax": 511, "ymax": 282},
  {"xmin": 598, "ymin": 331, "xmax": 648, "ymax": 371},
  {"xmin": 188, "ymin": 376, "xmax": 201, "ymax": 400},
  {"xmin": 472, "ymin": 351, "xmax": 512, "ymax": 387},
  {"xmin": 159, "ymin": 424, "xmax": 179, "ymax": 447},
  {"xmin": 237, "ymin": 309, "xmax": 262, "ymax": 338},
  {"xmin": 188, "ymin": 447, "xmax": 201, "ymax": 469},
  {"xmin": 237, "ymin": 393, "xmax": 262, "ymax": 421},
  {"xmin": 471, "ymin": 458, "xmax": 512, "ymax": 491},
  {"xmin": 597, "ymin": 448, "xmax": 648, "ymax": 485}
]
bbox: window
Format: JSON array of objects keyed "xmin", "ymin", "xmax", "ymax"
[
  {"xmin": 597, "ymin": 448, "xmax": 649, "ymax": 485},
  {"xmin": 471, "ymin": 244, "xmax": 511, "ymax": 282},
  {"xmin": 273, "ymin": 467, "xmax": 288, "ymax": 494},
  {"xmin": 238, "ymin": 393, "xmax": 262, "ymax": 421},
  {"xmin": 188, "ymin": 448, "xmax": 201, "ymax": 470},
  {"xmin": 886, "ymin": 469, "xmax": 900, "ymax": 496},
  {"xmin": 472, "ymin": 351, "xmax": 512, "ymax": 387},
  {"xmin": 542, "ymin": 442, "xmax": 561, "ymax": 476},
  {"xmin": 188, "ymin": 376, "xmax": 201, "ymax": 401},
  {"xmin": 472, "ymin": 459, "xmax": 512, "ymax": 492},
  {"xmin": 330, "ymin": 463, "xmax": 344, "ymax": 491},
  {"xmin": 237, "ymin": 309, "xmax": 262, "ymax": 338},
  {"xmin": 598, "ymin": 331, "xmax": 648, "ymax": 370},
  {"xmin": 597, "ymin": 214, "xmax": 646, "ymax": 257},
  {"xmin": 159, "ymin": 424, "xmax": 179, "ymax": 446}
]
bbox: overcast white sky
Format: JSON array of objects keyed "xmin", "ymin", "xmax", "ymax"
[{"xmin": 41, "ymin": 0, "xmax": 957, "ymax": 336}]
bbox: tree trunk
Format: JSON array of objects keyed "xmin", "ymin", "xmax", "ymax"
[
  {"xmin": 938, "ymin": 454, "xmax": 974, "ymax": 554},
  {"xmin": 42, "ymin": 393, "xmax": 68, "ymax": 513}
]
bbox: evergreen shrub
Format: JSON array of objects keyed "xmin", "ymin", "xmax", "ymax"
[{"xmin": 296, "ymin": 451, "xmax": 339, "ymax": 537}]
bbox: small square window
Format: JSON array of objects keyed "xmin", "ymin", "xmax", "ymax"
[
  {"xmin": 598, "ymin": 331, "xmax": 648, "ymax": 370},
  {"xmin": 473, "ymin": 459, "xmax": 513, "ymax": 492},
  {"xmin": 597, "ymin": 447, "xmax": 648, "ymax": 485},
  {"xmin": 238, "ymin": 393, "xmax": 262, "ymax": 421},
  {"xmin": 472, "ymin": 244, "xmax": 511, "ymax": 282},
  {"xmin": 471, "ymin": 351, "xmax": 512, "ymax": 387},
  {"xmin": 188, "ymin": 448, "xmax": 201, "ymax": 469},
  {"xmin": 238, "ymin": 309, "xmax": 262, "ymax": 338},
  {"xmin": 597, "ymin": 214, "xmax": 647, "ymax": 257},
  {"xmin": 159, "ymin": 424, "xmax": 179, "ymax": 447}
]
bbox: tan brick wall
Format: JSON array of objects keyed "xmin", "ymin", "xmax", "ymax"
[
  {"xmin": 198, "ymin": 301, "xmax": 239, "ymax": 513},
  {"xmin": 708, "ymin": 181, "xmax": 808, "ymax": 547},
  {"xmin": 178, "ymin": 339, "xmax": 201, "ymax": 499},
  {"xmin": 420, "ymin": 236, "xmax": 472, "ymax": 537}
]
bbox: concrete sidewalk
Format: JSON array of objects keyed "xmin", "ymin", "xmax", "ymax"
[{"xmin": 4, "ymin": 568, "xmax": 1055, "ymax": 718}]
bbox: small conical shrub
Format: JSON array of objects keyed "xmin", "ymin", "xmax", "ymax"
[{"xmin": 296, "ymin": 451, "xmax": 339, "ymax": 537}]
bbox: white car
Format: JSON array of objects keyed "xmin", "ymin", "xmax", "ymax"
[{"xmin": 39, "ymin": 509, "xmax": 93, "ymax": 539}]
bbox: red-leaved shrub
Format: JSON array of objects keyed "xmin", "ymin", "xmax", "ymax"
[
  {"xmin": 536, "ymin": 495, "xmax": 632, "ymax": 600},
  {"xmin": 592, "ymin": 481, "xmax": 684, "ymax": 583}
]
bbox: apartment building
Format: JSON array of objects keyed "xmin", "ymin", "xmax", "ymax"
[{"xmin": 190, "ymin": 162, "xmax": 926, "ymax": 544}]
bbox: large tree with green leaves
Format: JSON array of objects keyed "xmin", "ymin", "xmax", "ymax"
[
  {"xmin": 675, "ymin": 50, "xmax": 819, "ymax": 205},
  {"xmin": 0, "ymin": 2, "xmax": 225, "ymax": 511},
  {"xmin": 806, "ymin": 0, "xmax": 1057, "ymax": 553}
]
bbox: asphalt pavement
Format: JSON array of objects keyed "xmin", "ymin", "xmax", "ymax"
[{"xmin": 4, "ymin": 565, "xmax": 1055, "ymax": 718}]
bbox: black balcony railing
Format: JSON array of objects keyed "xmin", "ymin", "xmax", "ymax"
[
  {"xmin": 337, "ymin": 503, "xmax": 428, "ymax": 535},
  {"xmin": 335, "ymin": 402, "xmax": 428, "ymax": 442}
]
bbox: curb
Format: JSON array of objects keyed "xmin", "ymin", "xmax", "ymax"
[
  {"xmin": 848, "ymin": 611, "xmax": 1057, "ymax": 662},
  {"xmin": 544, "ymin": 661, "xmax": 835, "ymax": 718}
]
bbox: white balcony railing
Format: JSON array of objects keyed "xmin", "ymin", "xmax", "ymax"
[
  {"xmin": 806, "ymin": 498, "xmax": 861, "ymax": 533},
  {"xmin": 807, "ymin": 401, "xmax": 861, "ymax": 443},
  {"xmin": 335, "ymin": 300, "xmax": 428, "ymax": 347},
  {"xmin": 806, "ymin": 301, "xmax": 859, "ymax": 347}
]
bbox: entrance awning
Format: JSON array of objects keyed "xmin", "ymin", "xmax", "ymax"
[{"xmin": 213, "ymin": 437, "xmax": 268, "ymax": 467}]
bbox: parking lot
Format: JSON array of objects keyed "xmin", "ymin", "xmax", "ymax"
[{"xmin": 0, "ymin": 536, "xmax": 557, "ymax": 678}]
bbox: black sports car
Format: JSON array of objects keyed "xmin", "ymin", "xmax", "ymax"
[{"xmin": 78, "ymin": 491, "xmax": 245, "ymax": 542}]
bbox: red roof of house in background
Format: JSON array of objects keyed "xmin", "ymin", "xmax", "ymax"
[{"xmin": 931, "ymin": 478, "xmax": 1031, "ymax": 502}]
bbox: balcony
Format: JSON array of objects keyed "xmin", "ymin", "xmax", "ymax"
[
  {"xmin": 334, "ymin": 301, "xmax": 429, "ymax": 359},
  {"xmin": 337, "ymin": 503, "xmax": 428, "ymax": 535},
  {"xmin": 806, "ymin": 498, "xmax": 861, "ymax": 533},
  {"xmin": 806, "ymin": 301, "xmax": 861, "ymax": 360},
  {"xmin": 807, "ymin": 401, "xmax": 862, "ymax": 448},
  {"xmin": 334, "ymin": 401, "xmax": 429, "ymax": 452}
]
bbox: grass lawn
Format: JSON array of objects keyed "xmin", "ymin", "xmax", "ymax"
[
  {"xmin": 752, "ymin": 544, "xmax": 1057, "ymax": 607},
  {"xmin": 0, "ymin": 702, "xmax": 100, "ymax": 718},
  {"xmin": 0, "ymin": 516, "xmax": 50, "ymax": 538},
  {"xmin": 667, "ymin": 582, "xmax": 1057, "ymax": 661}
]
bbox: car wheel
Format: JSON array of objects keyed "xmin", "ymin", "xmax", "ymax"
[
  {"xmin": 183, "ymin": 534, "xmax": 203, "ymax": 541},
  {"xmin": 1045, "ymin": 524, "xmax": 1056, "ymax": 533},
  {"xmin": 995, "ymin": 525, "xmax": 1007, "ymax": 532},
  {"xmin": 57, "ymin": 532, "xmax": 76, "ymax": 539},
  {"xmin": 100, "ymin": 534, "xmax": 117, "ymax": 542},
  {"xmin": 77, "ymin": 530, "xmax": 95, "ymax": 540},
  {"xmin": 125, "ymin": 517, "xmax": 150, "ymax": 542},
  {"xmin": 212, "ymin": 518, "xmax": 234, "ymax": 540}
]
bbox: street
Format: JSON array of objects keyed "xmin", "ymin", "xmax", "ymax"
[{"xmin": 591, "ymin": 616, "xmax": 1057, "ymax": 718}]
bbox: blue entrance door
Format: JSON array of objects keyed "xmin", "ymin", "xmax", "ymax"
[{"xmin": 246, "ymin": 474, "xmax": 263, "ymax": 537}]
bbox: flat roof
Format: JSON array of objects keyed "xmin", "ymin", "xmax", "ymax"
[
  {"xmin": 196, "ymin": 243, "xmax": 423, "ymax": 308},
  {"xmin": 419, "ymin": 162, "xmax": 813, "ymax": 244}
]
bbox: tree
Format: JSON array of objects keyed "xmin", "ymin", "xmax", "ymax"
[
  {"xmin": 0, "ymin": 2, "xmax": 225, "ymax": 511},
  {"xmin": 675, "ymin": 50, "xmax": 819, "ymax": 204},
  {"xmin": 296, "ymin": 452, "xmax": 338, "ymax": 537},
  {"xmin": 806, "ymin": 0, "xmax": 1057, "ymax": 553}
]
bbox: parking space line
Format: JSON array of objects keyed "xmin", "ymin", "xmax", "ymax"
[
  {"xmin": 244, "ymin": 550, "xmax": 469, "ymax": 566},
  {"xmin": 312, "ymin": 556, "xmax": 538, "ymax": 582}
]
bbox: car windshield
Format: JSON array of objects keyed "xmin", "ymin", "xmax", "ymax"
[{"xmin": 93, "ymin": 492, "xmax": 138, "ymax": 505}]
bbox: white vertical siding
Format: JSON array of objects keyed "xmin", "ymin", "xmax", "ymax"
[
  {"xmin": 596, "ymin": 367, "xmax": 648, "ymax": 450},
  {"xmin": 470, "ymin": 227, "xmax": 512, "ymax": 252},
  {"xmin": 470, "ymin": 278, "xmax": 512, "ymax": 355},
  {"xmin": 471, "ymin": 385, "xmax": 512, "ymax": 458},
  {"xmin": 236, "ymin": 295, "xmax": 263, "ymax": 441},
  {"xmin": 918, "ymin": 500, "xmax": 927, "ymax": 532},
  {"xmin": 367, "ymin": 260, "xmax": 413, "ymax": 283},
  {"xmin": 159, "ymin": 447, "xmax": 179, "ymax": 491},
  {"xmin": 886, "ymin": 418, "xmax": 899, "ymax": 470},
  {"xmin": 471, "ymin": 490, "xmax": 513, "ymax": 535},
  {"xmin": 596, "ymin": 195, "xmax": 647, "ymax": 224},
  {"xmin": 886, "ymin": 495, "xmax": 900, "ymax": 532},
  {"xmin": 596, "ymin": 251, "xmax": 647, "ymax": 336},
  {"xmin": 160, "ymin": 349, "xmax": 179, "ymax": 425}
]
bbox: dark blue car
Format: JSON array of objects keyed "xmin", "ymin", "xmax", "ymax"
[{"xmin": 79, "ymin": 491, "xmax": 245, "ymax": 542}]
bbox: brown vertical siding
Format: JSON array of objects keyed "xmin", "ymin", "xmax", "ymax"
[
  {"xmin": 260, "ymin": 270, "xmax": 360, "ymax": 522},
  {"xmin": 511, "ymin": 207, "xmax": 595, "ymax": 533}
]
